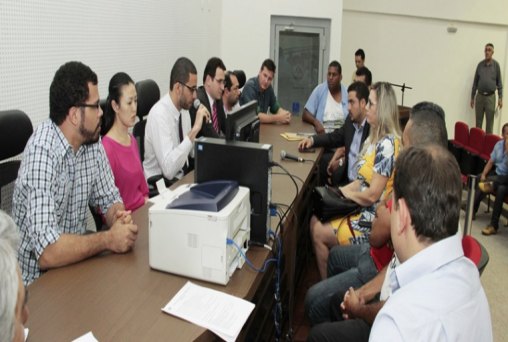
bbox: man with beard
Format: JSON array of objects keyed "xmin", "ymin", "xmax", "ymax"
[
  {"xmin": 222, "ymin": 70, "xmax": 243, "ymax": 115},
  {"xmin": 13, "ymin": 61, "xmax": 138, "ymax": 285},
  {"xmin": 144, "ymin": 57, "xmax": 209, "ymax": 181},
  {"xmin": 302, "ymin": 61, "xmax": 348, "ymax": 134}
]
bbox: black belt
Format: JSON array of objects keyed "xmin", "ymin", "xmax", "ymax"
[{"xmin": 480, "ymin": 91, "xmax": 495, "ymax": 96}]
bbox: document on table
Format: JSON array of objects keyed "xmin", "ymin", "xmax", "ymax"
[
  {"xmin": 71, "ymin": 332, "xmax": 99, "ymax": 342},
  {"xmin": 162, "ymin": 281, "xmax": 255, "ymax": 342}
]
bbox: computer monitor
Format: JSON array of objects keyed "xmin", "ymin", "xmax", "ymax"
[
  {"xmin": 194, "ymin": 137, "xmax": 272, "ymax": 244},
  {"xmin": 225, "ymin": 100, "xmax": 260, "ymax": 142}
]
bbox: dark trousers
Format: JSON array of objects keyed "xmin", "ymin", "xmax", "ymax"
[
  {"xmin": 474, "ymin": 172, "xmax": 508, "ymax": 230},
  {"xmin": 308, "ymin": 290, "xmax": 371, "ymax": 342}
]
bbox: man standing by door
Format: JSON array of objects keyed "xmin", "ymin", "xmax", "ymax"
[{"xmin": 470, "ymin": 43, "xmax": 503, "ymax": 133}]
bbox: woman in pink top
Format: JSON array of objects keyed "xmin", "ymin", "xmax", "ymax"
[{"xmin": 101, "ymin": 72, "xmax": 148, "ymax": 211}]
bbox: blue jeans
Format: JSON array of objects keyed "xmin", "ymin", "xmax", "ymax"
[{"xmin": 304, "ymin": 243, "xmax": 378, "ymax": 325}]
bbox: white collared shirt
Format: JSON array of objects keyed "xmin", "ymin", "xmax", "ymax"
[
  {"xmin": 370, "ymin": 234, "xmax": 492, "ymax": 342},
  {"xmin": 143, "ymin": 94, "xmax": 193, "ymax": 180}
]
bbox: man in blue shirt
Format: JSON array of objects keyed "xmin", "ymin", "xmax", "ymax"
[
  {"xmin": 370, "ymin": 145, "xmax": 492, "ymax": 341},
  {"xmin": 302, "ymin": 61, "xmax": 348, "ymax": 134},
  {"xmin": 473, "ymin": 123, "xmax": 508, "ymax": 235}
]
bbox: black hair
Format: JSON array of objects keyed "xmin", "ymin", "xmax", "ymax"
[
  {"xmin": 347, "ymin": 81, "xmax": 369, "ymax": 103},
  {"xmin": 355, "ymin": 66, "xmax": 372, "ymax": 87},
  {"xmin": 260, "ymin": 59, "xmax": 276, "ymax": 73},
  {"xmin": 408, "ymin": 101, "xmax": 448, "ymax": 148},
  {"xmin": 202, "ymin": 57, "xmax": 226, "ymax": 84},
  {"xmin": 233, "ymin": 70, "xmax": 246, "ymax": 89},
  {"xmin": 49, "ymin": 61, "xmax": 98, "ymax": 125},
  {"xmin": 486, "ymin": 43, "xmax": 494, "ymax": 49},
  {"xmin": 355, "ymin": 49, "xmax": 365, "ymax": 60},
  {"xmin": 394, "ymin": 145, "xmax": 461, "ymax": 242},
  {"xmin": 169, "ymin": 57, "xmax": 197, "ymax": 91},
  {"xmin": 101, "ymin": 72, "xmax": 134, "ymax": 136},
  {"xmin": 328, "ymin": 60, "xmax": 342, "ymax": 75}
]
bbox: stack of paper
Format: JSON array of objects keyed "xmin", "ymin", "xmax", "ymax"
[{"xmin": 163, "ymin": 281, "xmax": 255, "ymax": 341}]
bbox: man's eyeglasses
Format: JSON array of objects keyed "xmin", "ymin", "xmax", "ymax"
[
  {"xmin": 76, "ymin": 101, "xmax": 101, "ymax": 111},
  {"xmin": 178, "ymin": 81, "xmax": 197, "ymax": 93}
]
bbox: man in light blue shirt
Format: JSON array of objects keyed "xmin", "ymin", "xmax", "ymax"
[
  {"xmin": 473, "ymin": 122, "xmax": 508, "ymax": 235},
  {"xmin": 302, "ymin": 61, "xmax": 348, "ymax": 134},
  {"xmin": 370, "ymin": 145, "xmax": 492, "ymax": 342}
]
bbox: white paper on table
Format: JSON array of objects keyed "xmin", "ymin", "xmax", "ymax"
[
  {"xmin": 71, "ymin": 332, "xmax": 99, "ymax": 342},
  {"xmin": 162, "ymin": 281, "xmax": 255, "ymax": 342}
]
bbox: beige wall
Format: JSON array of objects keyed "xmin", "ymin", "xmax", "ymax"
[{"xmin": 341, "ymin": 0, "xmax": 508, "ymax": 135}]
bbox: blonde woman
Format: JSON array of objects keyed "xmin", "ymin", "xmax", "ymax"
[{"xmin": 310, "ymin": 82, "xmax": 401, "ymax": 279}]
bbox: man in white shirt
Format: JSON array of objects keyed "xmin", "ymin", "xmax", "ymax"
[
  {"xmin": 369, "ymin": 145, "xmax": 492, "ymax": 341},
  {"xmin": 143, "ymin": 57, "xmax": 209, "ymax": 181}
]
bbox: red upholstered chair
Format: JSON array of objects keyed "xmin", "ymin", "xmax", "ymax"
[
  {"xmin": 461, "ymin": 127, "xmax": 485, "ymax": 175},
  {"xmin": 462, "ymin": 235, "xmax": 489, "ymax": 275},
  {"xmin": 480, "ymin": 134, "xmax": 502, "ymax": 165},
  {"xmin": 448, "ymin": 121, "xmax": 469, "ymax": 171}
]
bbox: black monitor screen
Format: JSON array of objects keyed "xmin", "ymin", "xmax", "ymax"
[{"xmin": 225, "ymin": 100, "xmax": 260, "ymax": 142}]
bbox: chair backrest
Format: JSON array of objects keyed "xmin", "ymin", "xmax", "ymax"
[
  {"xmin": 454, "ymin": 121, "xmax": 469, "ymax": 146},
  {"xmin": 482, "ymin": 133, "xmax": 502, "ymax": 158},
  {"xmin": 0, "ymin": 109, "xmax": 33, "ymax": 160},
  {"xmin": 136, "ymin": 79, "xmax": 160, "ymax": 120},
  {"xmin": 462, "ymin": 235, "xmax": 489, "ymax": 275},
  {"xmin": 0, "ymin": 110, "xmax": 33, "ymax": 203},
  {"xmin": 99, "ymin": 98, "xmax": 108, "ymax": 114},
  {"xmin": 133, "ymin": 79, "xmax": 160, "ymax": 161},
  {"xmin": 468, "ymin": 127, "xmax": 485, "ymax": 153}
]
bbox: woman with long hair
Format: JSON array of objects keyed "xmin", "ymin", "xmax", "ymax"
[{"xmin": 310, "ymin": 82, "xmax": 401, "ymax": 279}]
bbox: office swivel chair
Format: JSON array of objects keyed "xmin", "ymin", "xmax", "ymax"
[
  {"xmin": 0, "ymin": 110, "xmax": 33, "ymax": 206},
  {"xmin": 133, "ymin": 79, "xmax": 160, "ymax": 161},
  {"xmin": 132, "ymin": 79, "xmax": 162, "ymax": 197}
]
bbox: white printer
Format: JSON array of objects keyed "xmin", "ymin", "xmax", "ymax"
[{"xmin": 149, "ymin": 181, "xmax": 250, "ymax": 285}]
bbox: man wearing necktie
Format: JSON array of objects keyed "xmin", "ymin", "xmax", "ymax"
[
  {"xmin": 190, "ymin": 57, "xmax": 227, "ymax": 138},
  {"xmin": 144, "ymin": 57, "xmax": 210, "ymax": 182}
]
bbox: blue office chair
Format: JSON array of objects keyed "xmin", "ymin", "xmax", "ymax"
[{"xmin": 0, "ymin": 110, "xmax": 33, "ymax": 206}]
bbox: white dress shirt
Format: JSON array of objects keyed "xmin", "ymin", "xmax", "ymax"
[
  {"xmin": 370, "ymin": 234, "xmax": 492, "ymax": 342},
  {"xmin": 143, "ymin": 94, "xmax": 193, "ymax": 180}
]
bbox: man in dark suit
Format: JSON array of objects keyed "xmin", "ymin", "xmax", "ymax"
[
  {"xmin": 299, "ymin": 82, "xmax": 370, "ymax": 186},
  {"xmin": 190, "ymin": 57, "xmax": 227, "ymax": 138}
]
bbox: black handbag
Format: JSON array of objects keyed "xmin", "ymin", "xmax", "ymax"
[{"xmin": 313, "ymin": 185, "xmax": 361, "ymax": 222}]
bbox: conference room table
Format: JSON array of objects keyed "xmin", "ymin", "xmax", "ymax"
[{"xmin": 26, "ymin": 119, "xmax": 321, "ymax": 341}]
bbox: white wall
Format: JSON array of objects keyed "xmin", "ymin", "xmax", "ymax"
[
  {"xmin": 0, "ymin": 0, "xmax": 222, "ymax": 128},
  {"xmin": 221, "ymin": 0, "xmax": 343, "ymax": 81},
  {"xmin": 341, "ymin": 0, "xmax": 508, "ymax": 135}
]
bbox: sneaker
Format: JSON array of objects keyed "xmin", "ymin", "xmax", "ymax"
[
  {"xmin": 482, "ymin": 226, "xmax": 497, "ymax": 236},
  {"xmin": 479, "ymin": 182, "xmax": 493, "ymax": 193}
]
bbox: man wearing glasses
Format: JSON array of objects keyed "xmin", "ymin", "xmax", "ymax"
[
  {"xmin": 143, "ymin": 57, "xmax": 209, "ymax": 182},
  {"xmin": 189, "ymin": 57, "xmax": 227, "ymax": 138},
  {"xmin": 223, "ymin": 70, "xmax": 244, "ymax": 115},
  {"xmin": 13, "ymin": 61, "xmax": 138, "ymax": 285}
]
